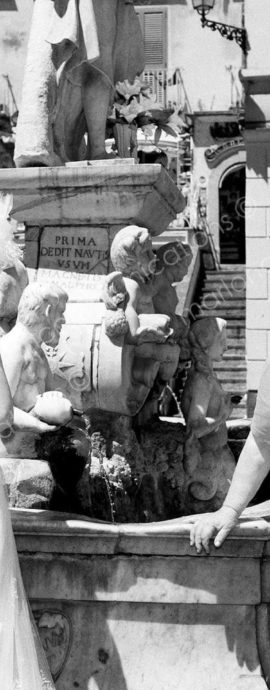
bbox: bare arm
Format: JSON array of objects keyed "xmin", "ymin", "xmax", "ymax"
[
  {"xmin": 0, "ymin": 356, "xmax": 13, "ymax": 432},
  {"xmin": 0, "ymin": 335, "xmax": 23, "ymax": 398},
  {"xmin": 188, "ymin": 431, "xmax": 270, "ymax": 553},
  {"xmin": 222, "ymin": 431, "xmax": 270, "ymax": 515}
]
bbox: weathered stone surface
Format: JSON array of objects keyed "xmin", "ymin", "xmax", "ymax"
[
  {"xmin": 12, "ymin": 510, "xmax": 270, "ymax": 689},
  {"xmin": 1, "ymin": 458, "xmax": 52, "ymax": 509},
  {"xmin": 0, "ymin": 163, "xmax": 185, "ymax": 237},
  {"xmin": 21, "ymin": 553, "xmax": 261, "ymax": 605}
]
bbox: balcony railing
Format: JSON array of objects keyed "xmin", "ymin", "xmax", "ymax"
[{"xmin": 142, "ymin": 69, "xmax": 167, "ymax": 107}]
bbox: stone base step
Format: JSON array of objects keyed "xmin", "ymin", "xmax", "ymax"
[
  {"xmin": 207, "ymin": 265, "xmax": 245, "ymax": 272},
  {"xmin": 216, "ymin": 372, "xmax": 247, "ymax": 384},
  {"xmin": 221, "ymin": 381, "xmax": 247, "ymax": 393},
  {"xmin": 201, "ymin": 291, "xmax": 246, "ymax": 302},
  {"xmin": 215, "ymin": 366, "xmax": 247, "ymax": 375},
  {"xmin": 199, "ymin": 320, "xmax": 245, "ymax": 336},
  {"xmin": 205, "ymin": 271, "xmax": 245, "ymax": 278},
  {"xmin": 229, "ymin": 406, "xmax": 247, "ymax": 420},
  {"xmin": 223, "ymin": 353, "xmax": 246, "ymax": 361},
  {"xmin": 204, "ymin": 277, "xmax": 245, "ymax": 289},
  {"xmin": 199, "ymin": 308, "xmax": 245, "ymax": 316}
]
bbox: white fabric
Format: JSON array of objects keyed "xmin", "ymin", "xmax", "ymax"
[
  {"xmin": 47, "ymin": 0, "xmax": 100, "ymax": 71},
  {"xmin": 0, "ymin": 470, "xmax": 55, "ymax": 690}
]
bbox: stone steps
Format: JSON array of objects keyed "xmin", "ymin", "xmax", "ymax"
[
  {"xmin": 205, "ymin": 264, "xmax": 245, "ymax": 273},
  {"xmin": 197, "ymin": 264, "xmax": 247, "ymax": 418},
  {"xmin": 226, "ymin": 340, "xmax": 245, "ymax": 350},
  {"xmin": 222, "ymin": 361, "xmax": 245, "ymax": 368},
  {"xmin": 201, "ymin": 308, "xmax": 245, "ymax": 318},
  {"xmin": 222, "ymin": 352, "xmax": 245, "ymax": 361},
  {"xmin": 200, "ymin": 317, "xmax": 245, "ymax": 335},
  {"xmin": 201, "ymin": 290, "xmax": 245, "ymax": 301},
  {"xmin": 215, "ymin": 370, "xmax": 246, "ymax": 384}
]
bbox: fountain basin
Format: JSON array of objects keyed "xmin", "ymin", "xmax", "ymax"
[{"xmin": 13, "ymin": 509, "xmax": 270, "ymax": 689}]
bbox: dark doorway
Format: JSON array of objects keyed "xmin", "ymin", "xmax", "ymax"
[{"xmin": 219, "ymin": 166, "xmax": 245, "ymax": 264}]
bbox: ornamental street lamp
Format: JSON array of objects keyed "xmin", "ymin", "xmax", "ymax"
[{"xmin": 192, "ymin": 0, "xmax": 248, "ymax": 54}]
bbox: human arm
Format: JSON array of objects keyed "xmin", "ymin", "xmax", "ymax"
[
  {"xmin": 189, "ymin": 430, "xmax": 270, "ymax": 553},
  {"xmin": 0, "ymin": 355, "xmax": 13, "ymax": 433},
  {"xmin": 0, "ymin": 335, "xmax": 23, "ymax": 398}
]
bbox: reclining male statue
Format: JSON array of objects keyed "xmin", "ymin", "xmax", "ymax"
[{"xmin": 0, "ymin": 282, "xmax": 90, "ymax": 510}]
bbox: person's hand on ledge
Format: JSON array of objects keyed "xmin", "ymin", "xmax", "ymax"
[{"xmin": 187, "ymin": 505, "xmax": 239, "ymax": 554}]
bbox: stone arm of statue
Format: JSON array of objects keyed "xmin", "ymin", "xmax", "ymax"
[
  {"xmin": 187, "ymin": 431, "xmax": 270, "ymax": 553},
  {"xmin": 186, "ymin": 376, "xmax": 230, "ymax": 439},
  {"xmin": 12, "ymin": 406, "xmax": 58, "ymax": 434},
  {"xmin": 44, "ymin": 358, "xmax": 57, "ymax": 392},
  {"xmin": 122, "ymin": 278, "xmax": 140, "ymax": 341},
  {"xmin": 125, "ymin": 278, "xmax": 172, "ymax": 345}
]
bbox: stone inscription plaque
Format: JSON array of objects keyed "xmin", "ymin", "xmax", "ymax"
[
  {"xmin": 36, "ymin": 268, "xmax": 105, "ymax": 295},
  {"xmin": 37, "ymin": 227, "xmax": 110, "ymax": 275}
]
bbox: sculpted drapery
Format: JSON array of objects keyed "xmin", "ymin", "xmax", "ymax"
[{"xmin": 15, "ymin": 0, "xmax": 145, "ymax": 166}]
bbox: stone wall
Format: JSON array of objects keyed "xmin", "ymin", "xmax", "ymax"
[
  {"xmin": 13, "ymin": 508, "xmax": 270, "ymax": 689},
  {"xmin": 241, "ymin": 0, "xmax": 270, "ymax": 408}
]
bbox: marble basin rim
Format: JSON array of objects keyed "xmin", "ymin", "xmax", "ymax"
[
  {"xmin": 11, "ymin": 507, "xmax": 270, "ymax": 557},
  {"xmin": 12, "ymin": 508, "xmax": 270, "ymax": 689}
]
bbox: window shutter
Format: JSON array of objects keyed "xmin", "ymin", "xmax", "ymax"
[
  {"xmin": 136, "ymin": 9, "xmax": 167, "ymax": 69},
  {"xmin": 0, "ymin": 0, "xmax": 17, "ymax": 9}
]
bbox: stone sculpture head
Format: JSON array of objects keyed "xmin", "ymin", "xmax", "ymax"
[
  {"xmin": 189, "ymin": 316, "xmax": 227, "ymax": 373},
  {"xmin": 110, "ymin": 225, "xmax": 156, "ymax": 282},
  {"xmin": 155, "ymin": 242, "xmax": 192, "ymax": 282},
  {"xmin": 17, "ymin": 282, "xmax": 68, "ymax": 347}
]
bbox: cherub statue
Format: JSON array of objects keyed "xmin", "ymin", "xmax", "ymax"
[
  {"xmin": 106, "ymin": 225, "xmax": 180, "ymax": 387},
  {"xmin": 152, "ymin": 241, "xmax": 192, "ymax": 343},
  {"xmin": 0, "ymin": 282, "xmax": 89, "ymax": 508},
  {"xmin": 0, "ymin": 194, "xmax": 28, "ymax": 336},
  {"xmin": 181, "ymin": 316, "xmax": 236, "ymax": 510},
  {"xmin": 15, "ymin": 0, "xmax": 144, "ymax": 166}
]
